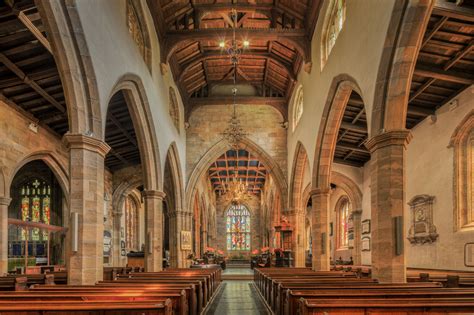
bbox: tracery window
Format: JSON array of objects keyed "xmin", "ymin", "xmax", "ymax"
[
  {"xmin": 322, "ymin": 0, "xmax": 346, "ymax": 68},
  {"xmin": 126, "ymin": 0, "xmax": 151, "ymax": 71},
  {"xmin": 124, "ymin": 196, "xmax": 138, "ymax": 250},
  {"xmin": 337, "ymin": 198, "xmax": 350, "ymax": 249},
  {"xmin": 292, "ymin": 86, "xmax": 304, "ymax": 131},
  {"xmin": 226, "ymin": 204, "xmax": 251, "ymax": 251},
  {"xmin": 19, "ymin": 180, "xmax": 51, "ymax": 241},
  {"xmin": 169, "ymin": 87, "xmax": 180, "ymax": 133},
  {"xmin": 450, "ymin": 111, "xmax": 474, "ymax": 230}
]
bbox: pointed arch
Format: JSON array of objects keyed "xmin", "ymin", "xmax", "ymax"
[
  {"xmin": 164, "ymin": 142, "xmax": 185, "ymax": 213},
  {"xmin": 312, "ymin": 74, "xmax": 363, "ymax": 190},
  {"xmin": 331, "ymin": 171, "xmax": 362, "ymax": 211},
  {"xmin": 185, "ymin": 138, "xmax": 288, "ymax": 213},
  {"xmin": 37, "ymin": 0, "xmax": 102, "ymax": 137},
  {"xmin": 290, "ymin": 142, "xmax": 311, "ymax": 210},
  {"xmin": 108, "ymin": 74, "xmax": 162, "ymax": 191},
  {"xmin": 7, "ymin": 151, "xmax": 69, "ymax": 199},
  {"xmin": 371, "ymin": 0, "xmax": 433, "ymax": 135}
]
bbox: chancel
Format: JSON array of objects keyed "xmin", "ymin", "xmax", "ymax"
[{"xmin": 0, "ymin": 0, "xmax": 473, "ymax": 314}]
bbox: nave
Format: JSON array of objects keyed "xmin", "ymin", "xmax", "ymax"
[{"xmin": 0, "ymin": 0, "xmax": 473, "ymax": 313}]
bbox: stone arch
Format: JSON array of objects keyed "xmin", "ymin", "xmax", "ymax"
[
  {"xmin": 108, "ymin": 74, "xmax": 162, "ymax": 191},
  {"xmin": 331, "ymin": 171, "xmax": 362, "ymax": 211},
  {"xmin": 290, "ymin": 142, "xmax": 310, "ymax": 210},
  {"xmin": 371, "ymin": 0, "xmax": 433, "ymax": 135},
  {"xmin": 7, "ymin": 151, "xmax": 69, "ymax": 200},
  {"xmin": 164, "ymin": 142, "xmax": 185, "ymax": 213},
  {"xmin": 449, "ymin": 110, "xmax": 474, "ymax": 230},
  {"xmin": 185, "ymin": 137, "xmax": 288, "ymax": 213},
  {"xmin": 312, "ymin": 74, "xmax": 363, "ymax": 189},
  {"xmin": 37, "ymin": 1, "xmax": 102, "ymax": 137}
]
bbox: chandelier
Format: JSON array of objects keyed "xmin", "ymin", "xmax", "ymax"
[
  {"xmin": 221, "ymin": 8, "xmax": 249, "ymax": 150},
  {"xmin": 219, "ymin": 9, "xmax": 251, "ymax": 204}
]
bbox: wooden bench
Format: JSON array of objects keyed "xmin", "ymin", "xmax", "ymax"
[{"xmin": 299, "ymin": 297, "xmax": 474, "ymax": 315}]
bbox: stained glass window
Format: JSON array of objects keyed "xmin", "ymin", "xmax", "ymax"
[
  {"xmin": 125, "ymin": 196, "xmax": 137, "ymax": 250},
  {"xmin": 19, "ymin": 180, "xmax": 52, "ymax": 241},
  {"xmin": 226, "ymin": 204, "xmax": 251, "ymax": 251},
  {"xmin": 338, "ymin": 199, "xmax": 349, "ymax": 248},
  {"xmin": 292, "ymin": 86, "xmax": 304, "ymax": 131}
]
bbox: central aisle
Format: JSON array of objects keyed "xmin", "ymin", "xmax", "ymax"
[{"xmin": 205, "ymin": 280, "xmax": 269, "ymax": 315}]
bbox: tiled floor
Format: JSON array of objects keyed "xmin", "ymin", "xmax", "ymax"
[
  {"xmin": 222, "ymin": 267, "xmax": 254, "ymax": 275},
  {"xmin": 206, "ymin": 281, "xmax": 269, "ymax": 315}
]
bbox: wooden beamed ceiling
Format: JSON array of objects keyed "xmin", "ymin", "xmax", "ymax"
[
  {"xmin": 147, "ymin": 0, "xmax": 323, "ymax": 121},
  {"xmin": 0, "ymin": 0, "xmax": 68, "ymax": 135},
  {"xmin": 408, "ymin": 0, "xmax": 473, "ymax": 129},
  {"xmin": 334, "ymin": 91, "xmax": 370, "ymax": 168},
  {"xmin": 105, "ymin": 91, "xmax": 141, "ymax": 171},
  {"xmin": 208, "ymin": 149, "xmax": 267, "ymax": 196}
]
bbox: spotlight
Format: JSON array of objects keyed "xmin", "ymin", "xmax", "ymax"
[
  {"xmin": 243, "ymin": 40, "xmax": 250, "ymax": 47},
  {"xmin": 219, "ymin": 41, "xmax": 225, "ymax": 48}
]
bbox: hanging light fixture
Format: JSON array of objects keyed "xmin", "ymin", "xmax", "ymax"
[
  {"xmin": 221, "ymin": 8, "xmax": 249, "ymax": 150},
  {"xmin": 219, "ymin": 9, "xmax": 251, "ymax": 204}
]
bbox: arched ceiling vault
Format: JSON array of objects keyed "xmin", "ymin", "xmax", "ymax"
[{"xmin": 147, "ymin": 0, "xmax": 324, "ymax": 122}]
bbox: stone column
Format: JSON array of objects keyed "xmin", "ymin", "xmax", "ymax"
[
  {"xmin": 142, "ymin": 190, "xmax": 165, "ymax": 272},
  {"xmin": 112, "ymin": 208, "xmax": 124, "ymax": 267},
  {"xmin": 0, "ymin": 197, "xmax": 11, "ymax": 275},
  {"xmin": 365, "ymin": 130, "xmax": 411, "ymax": 283},
  {"xmin": 352, "ymin": 209, "xmax": 362, "ymax": 266},
  {"xmin": 64, "ymin": 134, "xmax": 110, "ymax": 285},
  {"xmin": 287, "ymin": 208, "xmax": 306, "ymax": 267},
  {"xmin": 169, "ymin": 210, "xmax": 188, "ymax": 267},
  {"xmin": 311, "ymin": 188, "xmax": 331, "ymax": 271}
]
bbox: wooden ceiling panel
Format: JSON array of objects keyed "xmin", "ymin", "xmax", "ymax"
[{"xmin": 150, "ymin": 0, "xmax": 323, "ymax": 121}]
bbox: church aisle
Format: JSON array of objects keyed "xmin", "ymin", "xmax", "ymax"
[{"xmin": 205, "ymin": 280, "xmax": 269, "ymax": 315}]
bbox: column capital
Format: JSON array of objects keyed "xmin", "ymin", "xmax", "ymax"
[
  {"xmin": 352, "ymin": 209, "xmax": 363, "ymax": 216},
  {"xmin": 63, "ymin": 133, "xmax": 111, "ymax": 158},
  {"xmin": 309, "ymin": 187, "xmax": 332, "ymax": 197},
  {"xmin": 169, "ymin": 209, "xmax": 193, "ymax": 218},
  {"xmin": 0, "ymin": 197, "xmax": 11, "ymax": 206},
  {"xmin": 365, "ymin": 130, "xmax": 412, "ymax": 153},
  {"xmin": 142, "ymin": 190, "xmax": 166, "ymax": 200}
]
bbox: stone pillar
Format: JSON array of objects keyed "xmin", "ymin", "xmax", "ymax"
[
  {"xmin": 311, "ymin": 188, "xmax": 331, "ymax": 271},
  {"xmin": 365, "ymin": 130, "xmax": 411, "ymax": 283},
  {"xmin": 64, "ymin": 134, "xmax": 110, "ymax": 285},
  {"xmin": 112, "ymin": 208, "xmax": 124, "ymax": 267},
  {"xmin": 0, "ymin": 197, "xmax": 12, "ymax": 275},
  {"xmin": 142, "ymin": 190, "xmax": 165, "ymax": 272},
  {"xmin": 287, "ymin": 209, "xmax": 306, "ymax": 267},
  {"xmin": 352, "ymin": 209, "xmax": 362, "ymax": 266},
  {"xmin": 169, "ymin": 210, "xmax": 189, "ymax": 267}
]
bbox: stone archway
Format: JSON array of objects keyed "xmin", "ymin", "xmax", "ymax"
[
  {"xmin": 310, "ymin": 74, "xmax": 363, "ymax": 271},
  {"xmin": 185, "ymin": 138, "xmax": 288, "ymax": 216},
  {"xmin": 289, "ymin": 142, "xmax": 311, "ymax": 266},
  {"xmin": 331, "ymin": 171, "xmax": 363, "ymax": 265}
]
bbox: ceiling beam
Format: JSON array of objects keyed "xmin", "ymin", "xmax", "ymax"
[
  {"xmin": 107, "ymin": 113, "xmax": 138, "ymax": 148},
  {"xmin": 433, "ymin": 0, "xmax": 474, "ymax": 22},
  {"xmin": 414, "ymin": 63, "xmax": 474, "ymax": 85},
  {"xmin": 336, "ymin": 142, "xmax": 370, "ymax": 154},
  {"xmin": 340, "ymin": 121, "xmax": 367, "ymax": 133},
  {"xmin": 0, "ymin": 52, "xmax": 66, "ymax": 113}
]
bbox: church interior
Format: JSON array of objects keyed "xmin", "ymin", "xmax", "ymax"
[{"xmin": 0, "ymin": 0, "xmax": 473, "ymax": 314}]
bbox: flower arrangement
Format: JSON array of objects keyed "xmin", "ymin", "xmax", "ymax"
[{"xmin": 252, "ymin": 249, "xmax": 260, "ymax": 255}]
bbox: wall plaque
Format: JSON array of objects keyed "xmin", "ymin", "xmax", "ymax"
[
  {"xmin": 181, "ymin": 231, "xmax": 192, "ymax": 250},
  {"xmin": 407, "ymin": 195, "xmax": 438, "ymax": 244}
]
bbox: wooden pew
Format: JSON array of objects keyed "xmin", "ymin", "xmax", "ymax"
[
  {"xmin": 0, "ymin": 299, "xmax": 173, "ymax": 314},
  {"xmin": 32, "ymin": 284, "xmax": 197, "ymax": 315},
  {"xmin": 299, "ymin": 297, "xmax": 474, "ymax": 315}
]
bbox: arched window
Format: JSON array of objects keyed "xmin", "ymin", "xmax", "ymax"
[
  {"xmin": 450, "ymin": 111, "xmax": 474, "ymax": 230},
  {"xmin": 337, "ymin": 198, "xmax": 350, "ymax": 249},
  {"xmin": 226, "ymin": 204, "xmax": 251, "ymax": 251},
  {"xmin": 321, "ymin": 0, "xmax": 346, "ymax": 68},
  {"xmin": 169, "ymin": 87, "xmax": 180, "ymax": 133},
  {"xmin": 292, "ymin": 86, "xmax": 304, "ymax": 131},
  {"xmin": 126, "ymin": 0, "xmax": 151, "ymax": 71},
  {"xmin": 124, "ymin": 195, "xmax": 138, "ymax": 251},
  {"xmin": 8, "ymin": 160, "xmax": 64, "ymax": 268}
]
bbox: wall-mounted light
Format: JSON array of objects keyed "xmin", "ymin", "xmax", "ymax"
[{"xmin": 28, "ymin": 122, "xmax": 38, "ymax": 133}]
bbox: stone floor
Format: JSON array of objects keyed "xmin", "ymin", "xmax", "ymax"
[
  {"xmin": 205, "ymin": 281, "xmax": 269, "ymax": 315},
  {"xmin": 222, "ymin": 267, "xmax": 254, "ymax": 275}
]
